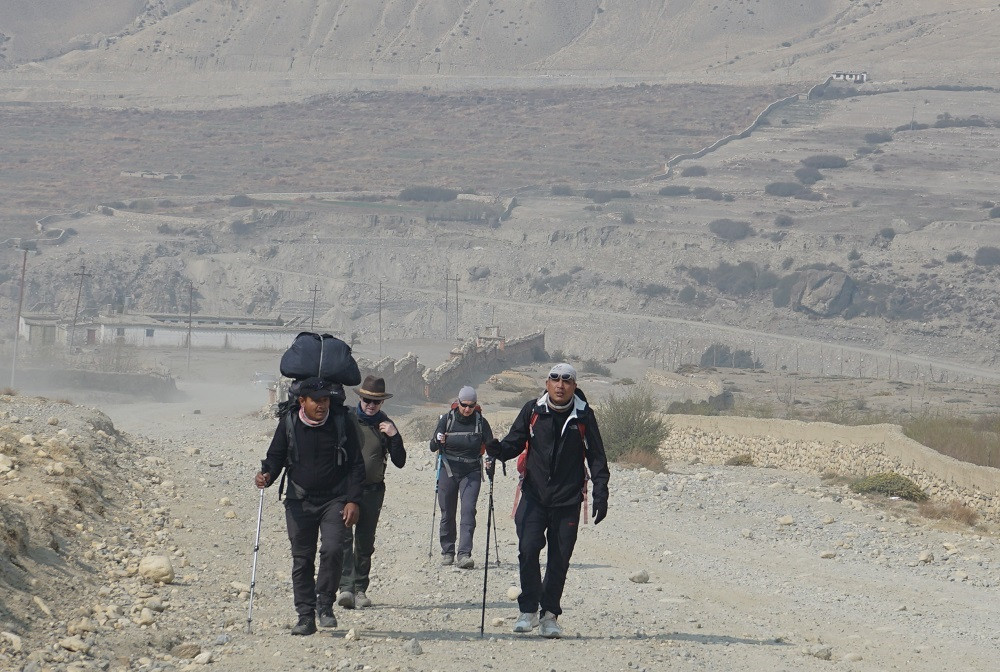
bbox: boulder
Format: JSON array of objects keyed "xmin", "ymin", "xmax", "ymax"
[
  {"xmin": 790, "ymin": 270, "xmax": 855, "ymax": 317},
  {"xmin": 138, "ymin": 555, "xmax": 175, "ymax": 584}
]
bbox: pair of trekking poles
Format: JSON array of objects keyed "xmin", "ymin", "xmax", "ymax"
[{"xmin": 427, "ymin": 453, "xmax": 503, "ymax": 636}]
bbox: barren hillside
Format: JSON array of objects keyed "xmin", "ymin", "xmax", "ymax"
[{"xmin": 2, "ymin": 1, "xmax": 999, "ymax": 107}]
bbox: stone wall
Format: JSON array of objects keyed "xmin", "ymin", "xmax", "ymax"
[
  {"xmin": 662, "ymin": 415, "xmax": 1000, "ymax": 523},
  {"xmin": 424, "ymin": 332, "xmax": 545, "ymax": 401}
]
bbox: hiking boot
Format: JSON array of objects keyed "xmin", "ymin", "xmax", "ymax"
[
  {"xmin": 539, "ymin": 612, "xmax": 562, "ymax": 639},
  {"xmin": 355, "ymin": 590, "xmax": 372, "ymax": 608},
  {"xmin": 440, "ymin": 554, "xmax": 454, "ymax": 566},
  {"xmin": 290, "ymin": 613, "xmax": 316, "ymax": 636},
  {"xmin": 317, "ymin": 607, "xmax": 337, "ymax": 628},
  {"xmin": 456, "ymin": 554, "xmax": 475, "ymax": 569},
  {"xmin": 512, "ymin": 612, "xmax": 539, "ymax": 633},
  {"xmin": 336, "ymin": 591, "xmax": 355, "ymax": 610}
]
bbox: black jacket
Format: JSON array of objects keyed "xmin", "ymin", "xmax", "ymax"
[
  {"xmin": 496, "ymin": 389, "xmax": 610, "ymax": 509},
  {"xmin": 261, "ymin": 405, "xmax": 365, "ymax": 504}
]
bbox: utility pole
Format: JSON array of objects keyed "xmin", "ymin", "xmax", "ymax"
[
  {"xmin": 309, "ymin": 285, "xmax": 319, "ymax": 332},
  {"xmin": 186, "ymin": 282, "xmax": 194, "ymax": 373},
  {"xmin": 378, "ymin": 282, "xmax": 383, "ymax": 358},
  {"xmin": 69, "ymin": 264, "xmax": 92, "ymax": 350},
  {"xmin": 444, "ymin": 268, "xmax": 449, "ymax": 339},
  {"xmin": 453, "ymin": 274, "xmax": 460, "ymax": 337},
  {"xmin": 10, "ymin": 249, "xmax": 28, "ymax": 387}
]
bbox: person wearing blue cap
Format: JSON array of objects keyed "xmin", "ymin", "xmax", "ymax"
[{"xmin": 429, "ymin": 385, "xmax": 495, "ymax": 568}]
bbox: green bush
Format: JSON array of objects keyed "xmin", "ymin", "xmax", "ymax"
[
  {"xmin": 850, "ymin": 472, "xmax": 927, "ymax": 502},
  {"xmin": 399, "ymin": 186, "xmax": 458, "ymax": 202},
  {"xmin": 765, "ymin": 182, "xmax": 804, "ymax": 197},
  {"xmin": 598, "ymin": 387, "xmax": 671, "ymax": 461},
  {"xmin": 794, "ymin": 167, "xmax": 824, "ymax": 185},
  {"xmin": 879, "ymin": 227, "xmax": 896, "ymax": 241},
  {"xmin": 581, "ymin": 358, "xmax": 611, "ymax": 377},
  {"xmin": 700, "ymin": 344, "xmax": 761, "ymax": 369},
  {"xmin": 620, "ymin": 210, "xmax": 636, "ymax": 225},
  {"xmin": 692, "ymin": 186, "xmax": 726, "ymax": 201},
  {"xmin": 637, "ymin": 283, "xmax": 669, "ymax": 298},
  {"xmin": 666, "ymin": 399, "xmax": 718, "ymax": 415},
  {"xmin": 658, "ymin": 185, "xmax": 690, "ymax": 197},
  {"xmin": 945, "ymin": 251, "xmax": 967, "ymax": 263},
  {"xmin": 989, "ymin": 207, "xmax": 1000, "ymax": 219},
  {"xmin": 551, "ymin": 184, "xmax": 574, "ymax": 196},
  {"xmin": 974, "ymin": 246, "xmax": 1000, "ymax": 266},
  {"xmin": 584, "ymin": 189, "xmax": 630, "ymax": 204},
  {"xmin": 801, "ymin": 155, "xmax": 848, "ymax": 169},
  {"xmin": 678, "ymin": 285, "xmax": 696, "ymax": 303},
  {"xmin": 709, "ymin": 219, "xmax": 752, "ymax": 241},
  {"xmin": 774, "ymin": 214, "xmax": 795, "ymax": 228},
  {"xmin": 680, "ymin": 165, "xmax": 708, "ymax": 177},
  {"xmin": 863, "ymin": 131, "xmax": 893, "ymax": 144}
]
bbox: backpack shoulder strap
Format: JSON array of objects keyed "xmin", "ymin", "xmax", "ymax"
[{"xmin": 278, "ymin": 410, "xmax": 297, "ymax": 500}]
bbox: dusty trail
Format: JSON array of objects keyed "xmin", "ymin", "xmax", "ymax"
[{"xmin": 91, "ymin": 380, "xmax": 1000, "ymax": 672}]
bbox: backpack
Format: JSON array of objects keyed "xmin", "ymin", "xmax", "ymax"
[
  {"xmin": 511, "ymin": 409, "xmax": 592, "ymax": 523},
  {"xmin": 273, "ymin": 397, "xmax": 349, "ymax": 500},
  {"xmin": 279, "ymin": 332, "xmax": 361, "ymax": 384},
  {"xmin": 437, "ymin": 403, "xmax": 485, "ymax": 477}
]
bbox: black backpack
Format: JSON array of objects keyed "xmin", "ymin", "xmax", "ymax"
[{"xmin": 279, "ymin": 332, "xmax": 361, "ymax": 385}]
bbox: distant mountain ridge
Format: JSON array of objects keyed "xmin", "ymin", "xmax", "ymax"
[{"xmin": 2, "ymin": 0, "xmax": 997, "ymax": 88}]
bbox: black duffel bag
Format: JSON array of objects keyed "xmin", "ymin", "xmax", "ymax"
[{"xmin": 279, "ymin": 332, "xmax": 361, "ymax": 385}]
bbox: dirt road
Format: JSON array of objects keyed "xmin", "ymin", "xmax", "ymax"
[{"xmin": 84, "ymin": 380, "xmax": 1000, "ymax": 672}]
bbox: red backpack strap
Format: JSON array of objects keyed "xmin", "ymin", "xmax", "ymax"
[{"xmin": 512, "ymin": 410, "xmax": 539, "ymax": 517}]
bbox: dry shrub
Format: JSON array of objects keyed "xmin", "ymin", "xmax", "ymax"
[
  {"xmin": 725, "ymin": 454, "xmax": 754, "ymax": 467},
  {"xmin": 918, "ymin": 499, "xmax": 980, "ymax": 526},
  {"xmin": 0, "ymin": 387, "xmax": 16, "ymax": 396},
  {"xmin": 850, "ymin": 472, "xmax": 928, "ymax": 502},
  {"xmin": 617, "ymin": 448, "xmax": 666, "ymax": 473}
]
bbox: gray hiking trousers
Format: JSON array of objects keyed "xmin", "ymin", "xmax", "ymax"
[{"xmin": 437, "ymin": 468, "xmax": 482, "ymax": 558}]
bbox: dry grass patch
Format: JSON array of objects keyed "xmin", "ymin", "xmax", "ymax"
[
  {"xmin": 918, "ymin": 499, "xmax": 980, "ymax": 527},
  {"xmin": 725, "ymin": 454, "xmax": 754, "ymax": 467},
  {"xmin": 903, "ymin": 413, "xmax": 1000, "ymax": 468},
  {"xmin": 616, "ymin": 448, "xmax": 666, "ymax": 473}
]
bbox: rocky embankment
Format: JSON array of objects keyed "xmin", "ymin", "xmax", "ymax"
[
  {"xmin": 0, "ymin": 395, "xmax": 200, "ymax": 670},
  {"xmin": 662, "ymin": 415, "xmax": 1000, "ymax": 524}
]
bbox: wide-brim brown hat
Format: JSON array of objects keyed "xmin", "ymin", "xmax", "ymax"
[{"xmin": 353, "ymin": 375, "xmax": 393, "ymax": 400}]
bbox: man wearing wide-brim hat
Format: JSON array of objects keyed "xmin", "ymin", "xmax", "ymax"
[{"xmin": 336, "ymin": 375, "xmax": 406, "ymax": 610}]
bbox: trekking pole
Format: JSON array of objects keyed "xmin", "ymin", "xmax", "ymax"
[
  {"xmin": 479, "ymin": 463, "xmax": 496, "ymax": 637},
  {"xmin": 246, "ymin": 479, "xmax": 266, "ymax": 634},
  {"xmin": 428, "ymin": 452, "xmax": 442, "ymax": 560},
  {"xmin": 489, "ymin": 460, "xmax": 502, "ymax": 566}
]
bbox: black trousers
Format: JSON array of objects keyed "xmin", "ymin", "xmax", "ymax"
[
  {"xmin": 284, "ymin": 497, "xmax": 349, "ymax": 616},
  {"xmin": 514, "ymin": 495, "xmax": 581, "ymax": 617},
  {"xmin": 339, "ymin": 483, "xmax": 386, "ymax": 594}
]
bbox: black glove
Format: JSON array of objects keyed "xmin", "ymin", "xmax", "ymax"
[
  {"xmin": 485, "ymin": 438, "xmax": 502, "ymax": 458},
  {"xmin": 592, "ymin": 500, "xmax": 607, "ymax": 526}
]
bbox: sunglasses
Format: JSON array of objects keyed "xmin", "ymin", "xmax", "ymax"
[
  {"xmin": 361, "ymin": 398, "xmax": 383, "ymax": 405},
  {"xmin": 548, "ymin": 373, "xmax": 575, "ymax": 382},
  {"xmin": 458, "ymin": 401, "xmax": 476, "ymax": 408}
]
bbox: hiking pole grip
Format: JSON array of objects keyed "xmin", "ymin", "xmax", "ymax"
[{"xmin": 247, "ymin": 482, "xmax": 266, "ymax": 634}]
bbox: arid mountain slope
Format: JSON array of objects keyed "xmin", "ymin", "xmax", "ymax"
[{"xmin": 3, "ymin": 1, "xmax": 999, "ymax": 102}]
